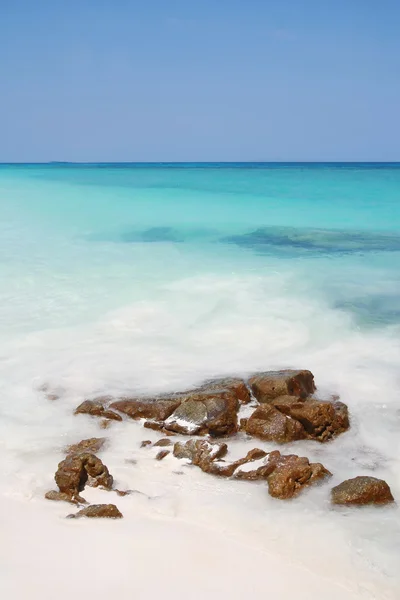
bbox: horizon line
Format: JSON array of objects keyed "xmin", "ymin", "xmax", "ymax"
[{"xmin": 1, "ymin": 161, "xmax": 400, "ymax": 166}]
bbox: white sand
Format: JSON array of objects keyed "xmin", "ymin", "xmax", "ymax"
[{"xmin": 1, "ymin": 418, "xmax": 398, "ymax": 600}]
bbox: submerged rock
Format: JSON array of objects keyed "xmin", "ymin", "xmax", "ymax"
[
  {"xmin": 331, "ymin": 476, "xmax": 394, "ymax": 506},
  {"xmin": 140, "ymin": 440, "xmax": 152, "ymax": 447},
  {"xmin": 248, "ymin": 370, "xmax": 316, "ymax": 402},
  {"xmin": 68, "ymin": 504, "xmax": 123, "ymax": 519},
  {"xmin": 224, "ymin": 226, "xmax": 400, "ymax": 255}
]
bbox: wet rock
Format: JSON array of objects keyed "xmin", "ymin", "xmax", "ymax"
[
  {"xmin": 74, "ymin": 399, "xmax": 122, "ymax": 422},
  {"xmin": 245, "ymin": 396, "xmax": 349, "ymax": 443},
  {"xmin": 45, "ymin": 490, "xmax": 85, "ymax": 504},
  {"xmin": 267, "ymin": 454, "xmax": 331, "ymax": 499},
  {"xmin": 173, "ymin": 439, "xmax": 228, "ymax": 463},
  {"xmin": 198, "ymin": 377, "xmax": 251, "ymax": 404},
  {"xmin": 156, "ymin": 450, "xmax": 170, "ymax": 461},
  {"xmin": 110, "ymin": 398, "xmax": 181, "ymax": 421},
  {"xmin": 51, "ymin": 452, "xmax": 113, "ymax": 502},
  {"xmin": 154, "ymin": 438, "xmax": 172, "ymax": 447},
  {"xmin": 66, "ymin": 437, "xmax": 106, "ymax": 455},
  {"xmin": 140, "ymin": 440, "xmax": 152, "ymax": 448},
  {"xmin": 248, "ymin": 370, "xmax": 316, "ymax": 402},
  {"xmin": 283, "ymin": 399, "xmax": 349, "ymax": 442},
  {"xmin": 164, "ymin": 390, "xmax": 238, "ymax": 437},
  {"xmin": 38, "ymin": 383, "xmax": 65, "ymax": 402},
  {"xmin": 143, "ymin": 421, "xmax": 176, "ymax": 435},
  {"xmin": 68, "ymin": 504, "xmax": 123, "ymax": 519},
  {"xmin": 331, "ymin": 476, "xmax": 394, "ymax": 506},
  {"xmin": 245, "ymin": 404, "xmax": 306, "ymax": 443}
]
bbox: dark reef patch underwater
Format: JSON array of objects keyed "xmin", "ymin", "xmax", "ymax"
[
  {"xmin": 86, "ymin": 225, "xmax": 400, "ymax": 257},
  {"xmin": 223, "ymin": 227, "xmax": 400, "ymax": 256}
]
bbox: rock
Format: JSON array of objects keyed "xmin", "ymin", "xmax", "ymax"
[
  {"xmin": 154, "ymin": 438, "xmax": 172, "ymax": 447},
  {"xmin": 198, "ymin": 377, "xmax": 251, "ymax": 404},
  {"xmin": 52, "ymin": 452, "xmax": 113, "ymax": 502},
  {"xmin": 245, "ymin": 397, "xmax": 349, "ymax": 443},
  {"xmin": 234, "ymin": 449, "xmax": 276, "ymax": 481},
  {"xmin": 140, "ymin": 440, "xmax": 152, "ymax": 448},
  {"xmin": 45, "ymin": 490, "xmax": 85, "ymax": 504},
  {"xmin": 248, "ymin": 370, "xmax": 316, "ymax": 402},
  {"xmin": 331, "ymin": 476, "xmax": 394, "ymax": 506},
  {"xmin": 173, "ymin": 439, "xmax": 228, "ymax": 463},
  {"xmin": 245, "ymin": 404, "xmax": 306, "ymax": 443},
  {"xmin": 164, "ymin": 390, "xmax": 238, "ymax": 437},
  {"xmin": 66, "ymin": 437, "xmax": 106, "ymax": 455},
  {"xmin": 68, "ymin": 504, "xmax": 123, "ymax": 519},
  {"xmin": 74, "ymin": 399, "xmax": 122, "ymax": 422},
  {"xmin": 172, "ymin": 440, "xmax": 330, "ymax": 498},
  {"xmin": 282, "ymin": 399, "xmax": 349, "ymax": 442},
  {"xmin": 156, "ymin": 450, "xmax": 170, "ymax": 461},
  {"xmin": 143, "ymin": 421, "xmax": 176, "ymax": 435},
  {"xmin": 239, "ymin": 418, "xmax": 248, "ymax": 430},
  {"xmin": 110, "ymin": 397, "xmax": 181, "ymax": 421},
  {"xmin": 267, "ymin": 454, "xmax": 331, "ymax": 499},
  {"xmin": 38, "ymin": 383, "xmax": 65, "ymax": 402}
]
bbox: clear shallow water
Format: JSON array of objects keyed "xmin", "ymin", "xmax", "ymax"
[{"xmin": 0, "ymin": 164, "xmax": 399, "ymax": 594}]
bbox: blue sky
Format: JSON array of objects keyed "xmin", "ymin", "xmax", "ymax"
[{"xmin": 1, "ymin": 1, "xmax": 399, "ymax": 162}]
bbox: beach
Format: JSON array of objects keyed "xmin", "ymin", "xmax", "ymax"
[{"xmin": 0, "ymin": 163, "xmax": 399, "ymax": 599}]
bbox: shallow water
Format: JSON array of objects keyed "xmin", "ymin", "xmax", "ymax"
[{"xmin": 0, "ymin": 163, "xmax": 399, "ymax": 597}]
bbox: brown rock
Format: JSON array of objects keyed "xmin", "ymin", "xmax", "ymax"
[
  {"xmin": 156, "ymin": 450, "xmax": 170, "ymax": 461},
  {"xmin": 140, "ymin": 440, "xmax": 152, "ymax": 448},
  {"xmin": 331, "ymin": 476, "xmax": 394, "ymax": 506},
  {"xmin": 154, "ymin": 438, "xmax": 172, "ymax": 447},
  {"xmin": 284, "ymin": 399, "xmax": 349, "ymax": 442},
  {"xmin": 267, "ymin": 454, "xmax": 331, "ymax": 499},
  {"xmin": 199, "ymin": 377, "xmax": 251, "ymax": 404},
  {"xmin": 239, "ymin": 418, "xmax": 248, "ymax": 430},
  {"xmin": 173, "ymin": 439, "xmax": 228, "ymax": 464},
  {"xmin": 234, "ymin": 450, "xmax": 280, "ymax": 481},
  {"xmin": 68, "ymin": 504, "xmax": 123, "ymax": 519},
  {"xmin": 66, "ymin": 437, "xmax": 106, "ymax": 455},
  {"xmin": 53, "ymin": 452, "xmax": 113, "ymax": 502},
  {"xmin": 74, "ymin": 399, "xmax": 122, "ymax": 422},
  {"xmin": 45, "ymin": 490, "xmax": 85, "ymax": 504},
  {"xmin": 164, "ymin": 390, "xmax": 238, "ymax": 437},
  {"xmin": 110, "ymin": 398, "xmax": 181, "ymax": 421},
  {"xmin": 143, "ymin": 421, "xmax": 176, "ymax": 435},
  {"xmin": 245, "ymin": 404, "xmax": 306, "ymax": 443},
  {"xmin": 249, "ymin": 370, "xmax": 316, "ymax": 402}
]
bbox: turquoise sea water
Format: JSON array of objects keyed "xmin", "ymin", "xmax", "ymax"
[{"xmin": 0, "ymin": 163, "xmax": 399, "ymax": 592}]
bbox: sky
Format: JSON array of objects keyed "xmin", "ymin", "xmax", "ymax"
[{"xmin": 1, "ymin": 0, "xmax": 400, "ymax": 162}]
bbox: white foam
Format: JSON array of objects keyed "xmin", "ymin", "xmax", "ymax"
[{"xmin": 0, "ymin": 255, "xmax": 399, "ymax": 598}]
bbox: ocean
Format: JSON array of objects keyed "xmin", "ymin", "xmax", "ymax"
[{"xmin": 0, "ymin": 163, "xmax": 399, "ymax": 599}]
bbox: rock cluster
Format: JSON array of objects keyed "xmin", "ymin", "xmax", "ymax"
[
  {"xmin": 75, "ymin": 371, "xmax": 349, "ymax": 444},
  {"xmin": 172, "ymin": 439, "xmax": 331, "ymax": 499},
  {"xmin": 42, "ymin": 368, "xmax": 394, "ymax": 518}
]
